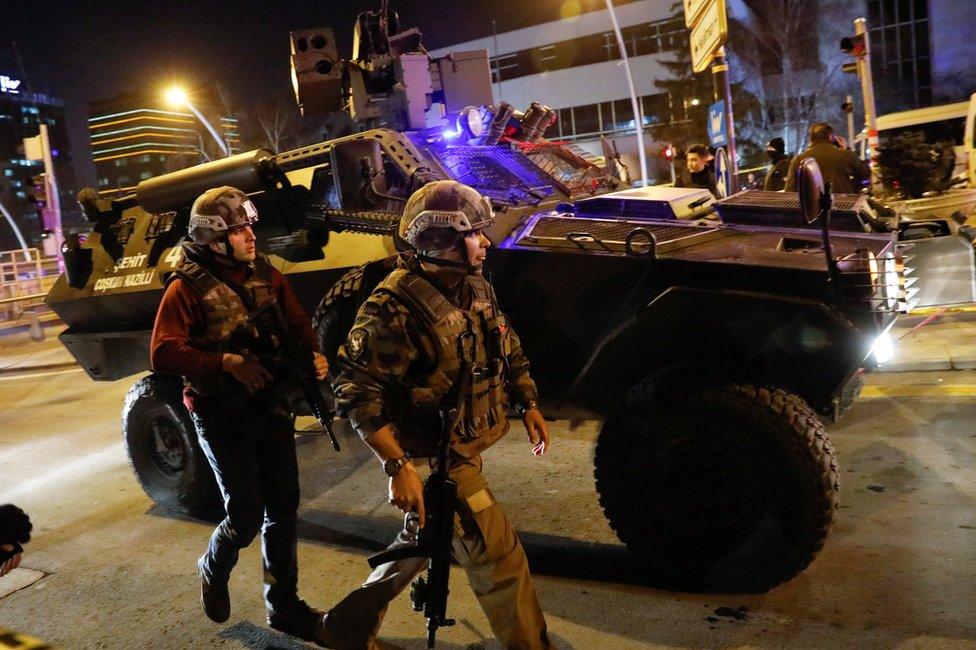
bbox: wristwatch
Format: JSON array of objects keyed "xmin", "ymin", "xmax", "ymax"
[
  {"xmin": 383, "ymin": 455, "xmax": 411, "ymax": 478},
  {"xmin": 515, "ymin": 400, "xmax": 539, "ymax": 416}
]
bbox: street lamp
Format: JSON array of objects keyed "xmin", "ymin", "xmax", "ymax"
[{"xmin": 164, "ymin": 85, "xmax": 229, "ymax": 157}]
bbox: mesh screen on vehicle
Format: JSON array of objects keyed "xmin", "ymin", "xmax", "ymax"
[
  {"xmin": 715, "ymin": 190, "xmax": 868, "ymax": 231},
  {"xmin": 430, "ymin": 145, "xmax": 555, "ymax": 203},
  {"xmin": 528, "ymin": 217, "xmax": 714, "ymax": 243}
]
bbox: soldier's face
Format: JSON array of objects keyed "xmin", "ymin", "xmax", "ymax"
[
  {"xmin": 225, "ymin": 225, "xmax": 257, "ymax": 262},
  {"xmin": 462, "ymin": 229, "xmax": 490, "ymax": 269}
]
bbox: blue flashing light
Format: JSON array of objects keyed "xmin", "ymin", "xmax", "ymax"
[{"xmin": 442, "ymin": 129, "xmax": 460, "ymax": 139}]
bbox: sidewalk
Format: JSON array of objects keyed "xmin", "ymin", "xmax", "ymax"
[
  {"xmin": 0, "ymin": 310, "xmax": 974, "ymax": 376},
  {"xmin": 0, "ymin": 323, "xmax": 75, "ymax": 375}
]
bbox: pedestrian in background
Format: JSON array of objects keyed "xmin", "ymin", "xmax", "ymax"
[
  {"xmin": 785, "ymin": 122, "xmax": 870, "ymax": 194},
  {"xmin": 676, "ymin": 143, "xmax": 717, "ymax": 197},
  {"xmin": 763, "ymin": 137, "xmax": 791, "ymax": 191}
]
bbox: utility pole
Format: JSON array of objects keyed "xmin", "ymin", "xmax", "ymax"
[
  {"xmin": 711, "ymin": 47, "xmax": 738, "ymax": 192},
  {"xmin": 23, "ymin": 124, "xmax": 63, "ymax": 268},
  {"xmin": 854, "ymin": 18, "xmax": 879, "ymax": 187}
]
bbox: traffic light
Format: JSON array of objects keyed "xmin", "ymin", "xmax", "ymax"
[
  {"xmin": 840, "ymin": 34, "xmax": 865, "ymax": 74},
  {"xmin": 27, "ymin": 173, "xmax": 47, "ymax": 208},
  {"xmin": 662, "ymin": 145, "xmax": 675, "ymax": 161},
  {"xmin": 840, "ymin": 35, "xmax": 866, "ymax": 57}
]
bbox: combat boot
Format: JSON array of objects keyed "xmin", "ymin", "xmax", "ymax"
[
  {"xmin": 268, "ymin": 599, "xmax": 329, "ymax": 644},
  {"xmin": 198, "ymin": 557, "xmax": 230, "ymax": 623}
]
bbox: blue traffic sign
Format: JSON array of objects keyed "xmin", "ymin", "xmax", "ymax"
[
  {"xmin": 714, "ymin": 147, "xmax": 732, "ymax": 198},
  {"xmin": 708, "ymin": 100, "xmax": 727, "ymax": 148}
]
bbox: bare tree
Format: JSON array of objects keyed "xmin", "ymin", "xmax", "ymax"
[
  {"xmin": 729, "ymin": 0, "xmax": 857, "ymax": 153},
  {"xmin": 254, "ymin": 96, "xmax": 299, "ymax": 153}
]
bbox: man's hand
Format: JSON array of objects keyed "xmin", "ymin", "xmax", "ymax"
[
  {"xmin": 313, "ymin": 352, "xmax": 329, "ymax": 380},
  {"xmin": 523, "ymin": 408, "xmax": 550, "ymax": 456},
  {"xmin": 222, "ymin": 353, "xmax": 273, "ymax": 393},
  {"xmin": 0, "ymin": 544, "xmax": 21, "ymax": 577},
  {"xmin": 389, "ymin": 463, "xmax": 426, "ymax": 528}
]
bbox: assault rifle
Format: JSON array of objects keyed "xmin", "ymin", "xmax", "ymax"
[
  {"xmin": 367, "ymin": 332, "xmax": 475, "ymax": 648},
  {"xmin": 243, "ymin": 298, "xmax": 341, "ymax": 452}
]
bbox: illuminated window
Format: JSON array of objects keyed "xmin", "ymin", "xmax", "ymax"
[
  {"xmin": 140, "ymin": 171, "xmax": 152, "ymax": 180},
  {"xmin": 114, "ymin": 159, "xmax": 127, "ymax": 167}
]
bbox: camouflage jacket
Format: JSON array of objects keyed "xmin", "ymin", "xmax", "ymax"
[{"xmin": 333, "ymin": 260, "xmax": 539, "ymax": 458}]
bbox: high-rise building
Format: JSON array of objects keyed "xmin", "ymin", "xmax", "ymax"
[
  {"xmin": 89, "ymin": 92, "xmax": 241, "ymax": 198},
  {"xmin": 0, "ymin": 51, "xmax": 77, "ymax": 251},
  {"xmin": 867, "ymin": 0, "xmax": 976, "ymax": 112}
]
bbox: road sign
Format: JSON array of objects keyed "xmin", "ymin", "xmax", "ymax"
[
  {"xmin": 683, "ymin": 0, "xmax": 712, "ymax": 27},
  {"xmin": 689, "ymin": 0, "xmax": 728, "ymax": 73},
  {"xmin": 714, "ymin": 147, "xmax": 731, "ymax": 198},
  {"xmin": 707, "ymin": 100, "xmax": 727, "ymax": 147}
]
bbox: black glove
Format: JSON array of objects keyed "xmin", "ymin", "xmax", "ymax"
[{"xmin": 0, "ymin": 504, "xmax": 32, "ymax": 563}]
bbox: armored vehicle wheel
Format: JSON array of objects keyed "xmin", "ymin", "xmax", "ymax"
[
  {"xmin": 595, "ymin": 384, "xmax": 838, "ymax": 592},
  {"xmin": 122, "ymin": 374, "xmax": 221, "ymax": 518}
]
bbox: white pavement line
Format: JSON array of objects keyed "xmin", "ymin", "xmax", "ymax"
[
  {"xmin": 0, "ymin": 567, "xmax": 45, "ymax": 599},
  {"xmin": 0, "ymin": 366, "xmax": 83, "ymax": 382},
  {"xmin": 0, "ymin": 443, "xmax": 121, "ymax": 503}
]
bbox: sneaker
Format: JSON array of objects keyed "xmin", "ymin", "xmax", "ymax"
[
  {"xmin": 268, "ymin": 599, "xmax": 326, "ymax": 644},
  {"xmin": 198, "ymin": 557, "xmax": 230, "ymax": 623}
]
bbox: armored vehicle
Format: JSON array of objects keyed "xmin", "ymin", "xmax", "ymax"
[
  {"xmin": 44, "ymin": 4, "xmax": 909, "ymax": 592},
  {"xmin": 46, "ymin": 123, "xmax": 907, "ymax": 592}
]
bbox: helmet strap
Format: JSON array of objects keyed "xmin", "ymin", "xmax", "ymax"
[{"xmin": 418, "ymin": 236, "xmax": 478, "ymax": 273}]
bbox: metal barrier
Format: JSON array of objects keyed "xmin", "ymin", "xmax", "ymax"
[{"xmin": 0, "ymin": 249, "xmax": 61, "ymax": 338}]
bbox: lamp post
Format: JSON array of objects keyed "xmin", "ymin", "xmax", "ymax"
[
  {"xmin": 604, "ymin": 0, "xmax": 648, "ymax": 187},
  {"xmin": 165, "ymin": 86, "xmax": 229, "ymax": 157}
]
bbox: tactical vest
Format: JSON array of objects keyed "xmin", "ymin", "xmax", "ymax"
[
  {"xmin": 172, "ymin": 254, "xmax": 277, "ymax": 396},
  {"xmin": 376, "ymin": 268, "xmax": 513, "ymax": 458}
]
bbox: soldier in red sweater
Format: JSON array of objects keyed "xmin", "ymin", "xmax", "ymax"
[{"xmin": 150, "ymin": 186, "xmax": 329, "ymax": 644}]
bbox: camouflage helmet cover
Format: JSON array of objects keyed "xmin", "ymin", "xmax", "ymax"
[
  {"xmin": 188, "ymin": 186, "xmax": 259, "ymax": 245},
  {"xmin": 398, "ymin": 180, "xmax": 494, "ymax": 254}
]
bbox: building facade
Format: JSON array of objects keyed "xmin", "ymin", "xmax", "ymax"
[
  {"xmin": 430, "ymin": 0, "xmax": 974, "ymax": 182},
  {"xmin": 89, "ymin": 93, "xmax": 241, "ymax": 198},
  {"xmin": 0, "ymin": 52, "xmax": 77, "ymax": 252},
  {"xmin": 429, "ymin": 0, "xmax": 687, "ymax": 182}
]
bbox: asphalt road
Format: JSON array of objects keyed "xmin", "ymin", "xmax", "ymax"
[{"xmin": 0, "ymin": 368, "xmax": 974, "ymax": 649}]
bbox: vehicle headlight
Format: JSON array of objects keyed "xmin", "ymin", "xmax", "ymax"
[{"xmin": 870, "ymin": 330, "xmax": 895, "ymax": 365}]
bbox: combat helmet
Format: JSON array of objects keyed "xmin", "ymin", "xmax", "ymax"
[
  {"xmin": 188, "ymin": 186, "xmax": 259, "ymax": 256},
  {"xmin": 398, "ymin": 180, "xmax": 494, "ymax": 269}
]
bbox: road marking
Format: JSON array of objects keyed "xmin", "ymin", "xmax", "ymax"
[
  {"xmin": 0, "ymin": 366, "xmax": 83, "ymax": 382},
  {"xmin": 861, "ymin": 384, "xmax": 976, "ymax": 398}
]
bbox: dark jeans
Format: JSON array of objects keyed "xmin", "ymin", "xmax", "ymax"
[{"xmin": 191, "ymin": 409, "xmax": 301, "ymax": 612}]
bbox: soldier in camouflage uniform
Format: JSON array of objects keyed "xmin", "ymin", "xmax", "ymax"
[{"xmin": 321, "ymin": 180, "xmax": 554, "ymax": 649}]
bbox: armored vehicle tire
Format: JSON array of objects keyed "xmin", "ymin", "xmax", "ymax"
[
  {"xmin": 123, "ymin": 374, "xmax": 222, "ymax": 518},
  {"xmin": 595, "ymin": 384, "xmax": 839, "ymax": 593}
]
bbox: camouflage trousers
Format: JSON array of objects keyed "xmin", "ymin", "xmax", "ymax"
[{"xmin": 321, "ymin": 455, "xmax": 553, "ymax": 650}]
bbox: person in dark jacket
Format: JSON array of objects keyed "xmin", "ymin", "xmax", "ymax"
[
  {"xmin": 150, "ymin": 186, "xmax": 329, "ymax": 644},
  {"xmin": 675, "ymin": 142, "xmax": 717, "ymax": 197},
  {"xmin": 763, "ymin": 137, "xmax": 791, "ymax": 191},
  {"xmin": 785, "ymin": 122, "xmax": 870, "ymax": 194}
]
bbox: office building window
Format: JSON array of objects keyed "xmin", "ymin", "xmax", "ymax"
[
  {"xmin": 868, "ymin": 0, "xmax": 932, "ymax": 107},
  {"xmin": 489, "ymin": 16, "xmax": 687, "ymax": 84}
]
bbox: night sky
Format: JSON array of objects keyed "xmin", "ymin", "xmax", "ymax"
[{"xmin": 0, "ymin": 0, "xmax": 628, "ymax": 187}]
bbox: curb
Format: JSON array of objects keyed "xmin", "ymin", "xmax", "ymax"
[{"xmin": 0, "ymin": 361, "xmax": 80, "ymax": 377}]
